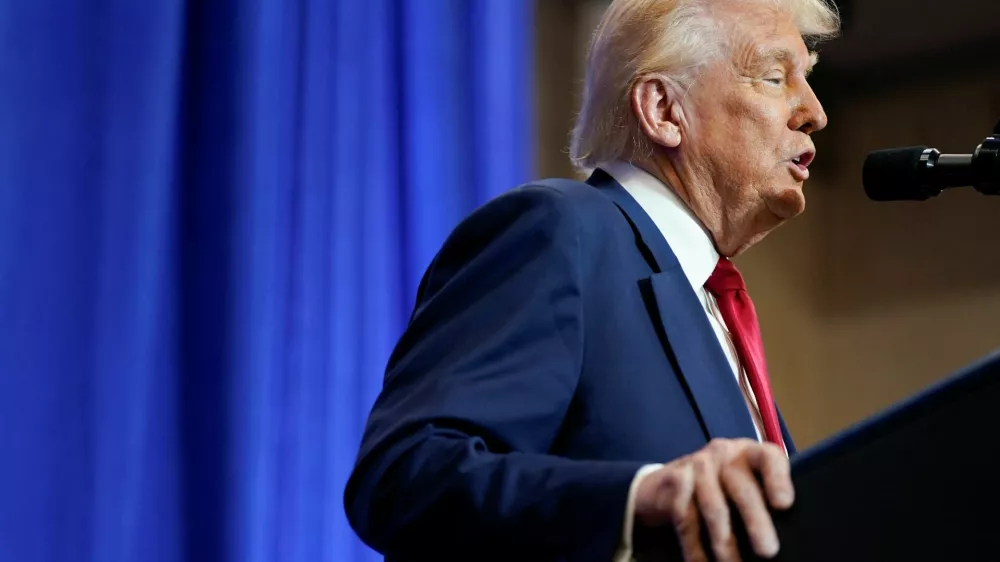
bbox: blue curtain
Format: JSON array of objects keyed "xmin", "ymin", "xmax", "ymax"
[{"xmin": 0, "ymin": 1, "xmax": 534, "ymax": 561}]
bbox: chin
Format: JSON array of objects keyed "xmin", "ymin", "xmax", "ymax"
[
  {"xmin": 767, "ymin": 185, "xmax": 806, "ymax": 220},
  {"xmin": 724, "ymin": 186, "xmax": 804, "ymax": 257},
  {"xmin": 729, "ymin": 192, "xmax": 800, "ymax": 257}
]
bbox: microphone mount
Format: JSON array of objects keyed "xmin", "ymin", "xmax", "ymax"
[
  {"xmin": 863, "ymin": 120, "xmax": 1000, "ymax": 201},
  {"xmin": 970, "ymin": 120, "xmax": 1000, "ymax": 196},
  {"xmin": 922, "ymin": 121, "xmax": 1000, "ymax": 197}
]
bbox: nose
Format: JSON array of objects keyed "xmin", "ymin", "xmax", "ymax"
[{"xmin": 791, "ymin": 82, "xmax": 828, "ymax": 134}]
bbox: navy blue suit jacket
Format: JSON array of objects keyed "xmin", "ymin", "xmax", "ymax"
[{"xmin": 344, "ymin": 170, "xmax": 795, "ymax": 561}]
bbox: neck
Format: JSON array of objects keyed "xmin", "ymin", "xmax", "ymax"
[{"xmin": 628, "ymin": 154, "xmax": 731, "ymax": 255}]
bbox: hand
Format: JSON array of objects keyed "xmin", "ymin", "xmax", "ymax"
[{"xmin": 633, "ymin": 438, "xmax": 793, "ymax": 562}]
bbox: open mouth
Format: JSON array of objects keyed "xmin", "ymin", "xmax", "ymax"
[
  {"xmin": 791, "ymin": 151, "xmax": 815, "ymax": 169},
  {"xmin": 789, "ymin": 150, "xmax": 815, "ymax": 181}
]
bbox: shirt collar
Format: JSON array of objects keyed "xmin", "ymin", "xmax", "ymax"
[{"xmin": 601, "ymin": 160, "xmax": 720, "ymax": 290}]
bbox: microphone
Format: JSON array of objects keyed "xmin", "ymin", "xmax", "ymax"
[{"xmin": 862, "ymin": 127, "xmax": 1000, "ymax": 202}]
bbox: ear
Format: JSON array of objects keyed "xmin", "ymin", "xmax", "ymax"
[{"xmin": 630, "ymin": 75, "xmax": 684, "ymax": 149}]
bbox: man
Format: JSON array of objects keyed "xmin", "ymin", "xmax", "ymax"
[{"xmin": 344, "ymin": 0, "xmax": 839, "ymax": 560}]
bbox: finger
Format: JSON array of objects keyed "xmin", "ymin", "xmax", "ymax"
[
  {"xmin": 675, "ymin": 502, "xmax": 709, "ymax": 562},
  {"xmin": 746, "ymin": 442, "xmax": 795, "ymax": 510},
  {"xmin": 721, "ymin": 461, "xmax": 780, "ymax": 559},
  {"xmin": 694, "ymin": 459, "xmax": 740, "ymax": 562},
  {"xmin": 665, "ymin": 463, "xmax": 709, "ymax": 562}
]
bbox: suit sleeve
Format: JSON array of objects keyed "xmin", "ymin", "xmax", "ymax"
[{"xmin": 343, "ymin": 185, "xmax": 645, "ymax": 560}]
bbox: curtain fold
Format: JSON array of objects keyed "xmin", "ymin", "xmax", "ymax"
[{"xmin": 0, "ymin": 1, "xmax": 534, "ymax": 561}]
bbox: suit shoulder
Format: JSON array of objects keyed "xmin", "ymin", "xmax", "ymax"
[
  {"xmin": 425, "ymin": 180, "xmax": 611, "ymax": 276},
  {"xmin": 430, "ymin": 177, "xmax": 625, "ymax": 271},
  {"xmin": 479, "ymin": 176, "xmax": 621, "ymax": 227},
  {"xmin": 521, "ymin": 176, "xmax": 615, "ymax": 207},
  {"xmin": 414, "ymin": 181, "xmax": 591, "ymax": 310},
  {"xmin": 414, "ymin": 178, "xmax": 628, "ymax": 310}
]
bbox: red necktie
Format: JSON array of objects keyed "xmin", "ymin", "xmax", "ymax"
[{"xmin": 705, "ymin": 258, "xmax": 785, "ymax": 448}]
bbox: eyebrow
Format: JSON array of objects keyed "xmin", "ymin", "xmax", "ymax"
[{"xmin": 752, "ymin": 47, "xmax": 819, "ymax": 76}]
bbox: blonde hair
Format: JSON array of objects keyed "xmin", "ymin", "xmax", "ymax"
[{"xmin": 569, "ymin": 0, "xmax": 840, "ymax": 172}]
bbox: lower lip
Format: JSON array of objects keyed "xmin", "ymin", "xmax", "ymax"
[{"xmin": 788, "ymin": 161, "xmax": 810, "ymax": 181}]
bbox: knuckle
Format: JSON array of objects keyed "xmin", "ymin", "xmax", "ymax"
[
  {"xmin": 708, "ymin": 437, "xmax": 731, "ymax": 448},
  {"xmin": 661, "ymin": 466, "xmax": 684, "ymax": 489},
  {"xmin": 658, "ymin": 468, "xmax": 693, "ymax": 518},
  {"xmin": 691, "ymin": 453, "xmax": 713, "ymax": 474},
  {"xmin": 707, "ymin": 438, "xmax": 733, "ymax": 455},
  {"xmin": 676, "ymin": 452, "xmax": 694, "ymax": 465},
  {"xmin": 719, "ymin": 461, "xmax": 743, "ymax": 481}
]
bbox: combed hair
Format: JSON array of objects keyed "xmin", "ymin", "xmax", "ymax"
[{"xmin": 569, "ymin": 0, "xmax": 840, "ymax": 172}]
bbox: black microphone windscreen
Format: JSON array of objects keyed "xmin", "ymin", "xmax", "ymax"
[{"xmin": 863, "ymin": 146, "xmax": 928, "ymax": 201}]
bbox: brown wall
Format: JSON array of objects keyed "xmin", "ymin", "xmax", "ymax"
[{"xmin": 535, "ymin": 0, "xmax": 1000, "ymax": 448}]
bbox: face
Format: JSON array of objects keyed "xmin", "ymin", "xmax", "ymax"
[{"xmin": 640, "ymin": 3, "xmax": 828, "ymax": 255}]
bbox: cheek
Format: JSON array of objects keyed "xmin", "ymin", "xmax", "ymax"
[
  {"xmin": 693, "ymin": 92, "xmax": 788, "ymax": 183},
  {"xmin": 721, "ymin": 117, "xmax": 777, "ymax": 178},
  {"xmin": 737, "ymin": 103, "xmax": 790, "ymax": 173},
  {"xmin": 717, "ymin": 98, "xmax": 781, "ymax": 152}
]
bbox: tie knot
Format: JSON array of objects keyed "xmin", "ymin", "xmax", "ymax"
[{"xmin": 705, "ymin": 258, "xmax": 746, "ymax": 295}]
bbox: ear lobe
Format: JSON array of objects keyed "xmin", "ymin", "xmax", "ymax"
[{"xmin": 631, "ymin": 75, "xmax": 683, "ymax": 149}]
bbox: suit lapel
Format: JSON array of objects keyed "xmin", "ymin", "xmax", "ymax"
[{"xmin": 588, "ymin": 169, "xmax": 758, "ymax": 441}]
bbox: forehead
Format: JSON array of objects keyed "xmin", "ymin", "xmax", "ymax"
[{"xmin": 721, "ymin": 3, "xmax": 814, "ymax": 71}]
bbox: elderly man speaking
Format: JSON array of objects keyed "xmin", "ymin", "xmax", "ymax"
[{"xmin": 344, "ymin": 0, "xmax": 839, "ymax": 560}]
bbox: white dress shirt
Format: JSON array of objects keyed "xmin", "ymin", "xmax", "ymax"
[{"xmin": 601, "ymin": 161, "xmax": 766, "ymax": 562}]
